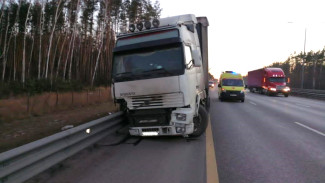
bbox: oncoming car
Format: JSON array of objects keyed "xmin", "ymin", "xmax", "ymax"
[
  {"xmin": 209, "ymin": 81, "xmax": 215, "ymax": 88},
  {"xmin": 218, "ymin": 71, "xmax": 245, "ymax": 102}
]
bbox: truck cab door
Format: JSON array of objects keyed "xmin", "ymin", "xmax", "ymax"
[
  {"xmin": 183, "ymin": 45, "xmax": 199, "ymax": 104},
  {"xmin": 192, "ymin": 46, "xmax": 204, "ymax": 94}
]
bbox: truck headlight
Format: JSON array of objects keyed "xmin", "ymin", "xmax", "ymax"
[
  {"xmin": 240, "ymin": 90, "xmax": 245, "ymax": 93},
  {"xmin": 176, "ymin": 127, "xmax": 186, "ymax": 133},
  {"xmin": 129, "ymin": 129, "xmax": 139, "ymax": 135},
  {"xmin": 176, "ymin": 113, "xmax": 186, "ymax": 121},
  {"xmin": 269, "ymin": 87, "xmax": 276, "ymax": 92},
  {"xmin": 283, "ymin": 87, "xmax": 290, "ymax": 92}
]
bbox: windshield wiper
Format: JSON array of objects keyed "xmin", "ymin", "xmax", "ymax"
[
  {"xmin": 114, "ymin": 72, "xmax": 136, "ymax": 80},
  {"xmin": 142, "ymin": 68, "xmax": 173, "ymax": 75},
  {"xmin": 115, "ymin": 72, "xmax": 132, "ymax": 77},
  {"xmin": 114, "ymin": 72, "xmax": 148, "ymax": 81}
]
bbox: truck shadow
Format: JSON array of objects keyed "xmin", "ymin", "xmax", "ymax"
[
  {"xmin": 144, "ymin": 136, "xmax": 203, "ymax": 143},
  {"xmin": 219, "ymin": 99, "xmax": 243, "ymax": 103}
]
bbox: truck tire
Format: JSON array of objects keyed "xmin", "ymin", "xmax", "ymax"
[
  {"xmin": 265, "ymin": 91, "xmax": 269, "ymax": 96},
  {"xmin": 284, "ymin": 94, "xmax": 289, "ymax": 97},
  {"xmin": 191, "ymin": 105, "xmax": 208, "ymax": 137},
  {"xmin": 259, "ymin": 89, "xmax": 264, "ymax": 95}
]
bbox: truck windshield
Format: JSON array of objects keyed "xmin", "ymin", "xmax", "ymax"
[
  {"xmin": 222, "ymin": 79, "xmax": 244, "ymax": 86},
  {"xmin": 269, "ymin": 77, "xmax": 285, "ymax": 83},
  {"xmin": 113, "ymin": 44, "xmax": 183, "ymax": 82}
]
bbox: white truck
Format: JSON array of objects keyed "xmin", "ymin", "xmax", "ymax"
[{"xmin": 111, "ymin": 14, "xmax": 210, "ymax": 137}]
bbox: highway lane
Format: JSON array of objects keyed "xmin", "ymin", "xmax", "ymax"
[
  {"xmin": 247, "ymin": 91, "xmax": 325, "ymax": 133},
  {"xmin": 210, "ymin": 88, "xmax": 325, "ymax": 183}
]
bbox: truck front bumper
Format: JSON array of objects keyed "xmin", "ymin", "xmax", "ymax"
[
  {"xmin": 270, "ymin": 90, "xmax": 290, "ymax": 94},
  {"xmin": 129, "ymin": 123, "xmax": 194, "ymax": 136},
  {"xmin": 268, "ymin": 88, "xmax": 291, "ymax": 95}
]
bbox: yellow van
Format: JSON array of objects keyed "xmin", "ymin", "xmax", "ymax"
[{"xmin": 218, "ymin": 71, "xmax": 245, "ymax": 102}]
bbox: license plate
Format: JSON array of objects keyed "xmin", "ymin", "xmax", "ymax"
[
  {"xmin": 142, "ymin": 132, "xmax": 159, "ymax": 136},
  {"xmin": 230, "ymin": 94, "xmax": 237, "ymax": 96}
]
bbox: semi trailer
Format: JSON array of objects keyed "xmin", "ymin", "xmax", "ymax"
[
  {"xmin": 111, "ymin": 14, "xmax": 210, "ymax": 137},
  {"xmin": 247, "ymin": 68, "xmax": 290, "ymax": 97}
]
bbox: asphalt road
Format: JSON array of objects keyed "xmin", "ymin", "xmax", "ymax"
[
  {"xmin": 28, "ymin": 127, "xmax": 207, "ymax": 183},
  {"xmin": 29, "ymin": 88, "xmax": 325, "ymax": 183},
  {"xmin": 210, "ymin": 87, "xmax": 325, "ymax": 183}
]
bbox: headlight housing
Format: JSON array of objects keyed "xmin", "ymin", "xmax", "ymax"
[
  {"xmin": 283, "ymin": 87, "xmax": 290, "ymax": 92},
  {"xmin": 269, "ymin": 87, "xmax": 276, "ymax": 92},
  {"xmin": 176, "ymin": 113, "xmax": 186, "ymax": 121}
]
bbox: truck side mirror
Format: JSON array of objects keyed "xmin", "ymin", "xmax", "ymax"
[
  {"xmin": 245, "ymin": 85, "xmax": 247, "ymax": 89},
  {"xmin": 192, "ymin": 49, "xmax": 202, "ymax": 67},
  {"xmin": 218, "ymin": 84, "xmax": 221, "ymax": 87}
]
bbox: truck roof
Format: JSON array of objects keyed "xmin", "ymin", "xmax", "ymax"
[
  {"xmin": 264, "ymin": 68, "xmax": 285, "ymax": 77},
  {"xmin": 159, "ymin": 14, "xmax": 198, "ymax": 26},
  {"xmin": 117, "ymin": 14, "xmax": 198, "ymax": 39},
  {"xmin": 264, "ymin": 68, "xmax": 284, "ymax": 72}
]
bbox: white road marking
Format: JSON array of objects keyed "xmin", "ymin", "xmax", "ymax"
[
  {"xmin": 295, "ymin": 103, "xmax": 311, "ymax": 108},
  {"xmin": 294, "ymin": 122, "xmax": 325, "ymax": 137},
  {"xmin": 249, "ymin": 101, "xmax": 257, "ymax": 106}
]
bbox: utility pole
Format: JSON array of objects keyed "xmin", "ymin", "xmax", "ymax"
[{"xmin": 301, "ymin": 28, "xmax": 306, "ymax": 89}]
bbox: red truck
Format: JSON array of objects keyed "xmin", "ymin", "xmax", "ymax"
[{"xmin": 247, "ymin": 68, "xmax": 290, "ymax": 97}]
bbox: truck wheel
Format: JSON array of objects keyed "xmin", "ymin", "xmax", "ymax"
[
  {"xmin": 284, "ymin": 94, "xmax": 289, "ymax": 97},
  {"xmin": 241, "ymin": 99, "xmax": 245, "ymax": 102},
  {"xmin": 266, "ymin": 91, "xmax": 270, "ymax": 96},
  {"xmin": 191, "ymin": 105, "xmax": 208, "ymax": 137},
  {"xmin": 259, "ymin": 90, "xmax": 264, "ymax": 94}
]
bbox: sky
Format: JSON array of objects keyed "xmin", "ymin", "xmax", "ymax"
[{"xmin": 160, "ymin": 0, "xmax": 325, "ymax": 77}]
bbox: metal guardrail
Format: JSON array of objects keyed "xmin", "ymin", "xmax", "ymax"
[
  {"xmin": 291, "ymin": 88, "xmax": 325, "ymax": 100},
  {"xmin": 0, "ymin": 112, "xmax": 125, "ymax": 183}
]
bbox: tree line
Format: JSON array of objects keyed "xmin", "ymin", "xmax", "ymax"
[
  {"xmin": 0, "ymin": 0, "xmax": 162, "ymax": 96},
  {"xmin": 268, "ymin": 48, "xmax": 325, "ymax": 90}
]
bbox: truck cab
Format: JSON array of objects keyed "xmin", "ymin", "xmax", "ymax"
[
  {"xmin": 111, "ymin": 15, "xmax": 209, "ymax": 137},
  {"xmin": 263, "ymin": 68, "xmax": 290, "ymax": 97},
  {"xmin": 218, "ymin": 71, "xmax": 245, "ymax": 102}
]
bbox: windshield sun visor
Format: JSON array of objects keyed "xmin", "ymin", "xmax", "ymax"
[
  {"xmin": 114, "ymin": 37, "xmax": 182, "ymax": 53},
  {"xmin": 114, "ymin": 29, "xmax": 181, "ymax": 53}
]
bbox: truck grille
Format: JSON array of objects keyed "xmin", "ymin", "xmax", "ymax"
[
  {"xmin": 128, "ymin": 109, "xmax": 172, "ymax": 127},
  {"xmin": 125, "ymin": 93, "xmax": 184, "ymax": 109},
  {"xmin": 276, "ymin": 85, "xmax": 285, "ymax": 90},
  {"xmin": 142, "ymin": 128, "xmax": 159, "ymax": 132}
]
